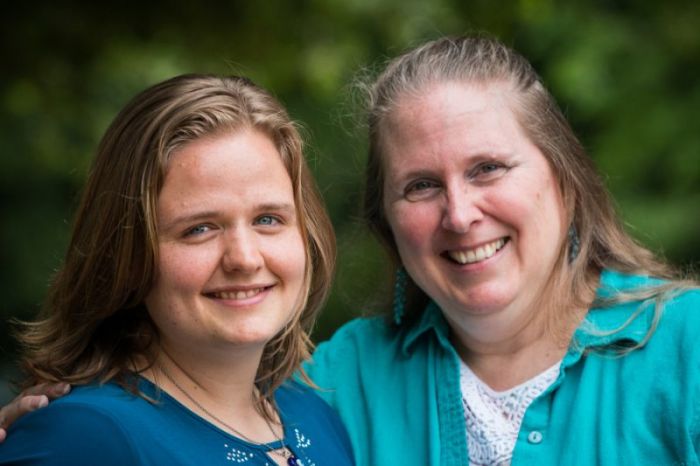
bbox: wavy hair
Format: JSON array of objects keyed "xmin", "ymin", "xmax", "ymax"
[
  {"xmin": 362, "ymin": 34, "xmax": 695, "ymax": 342},
  {"xmin": 16, "ymin": 74, "xmax": 336, "ymax": 419}
]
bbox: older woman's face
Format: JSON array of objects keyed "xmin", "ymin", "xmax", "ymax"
[
  {"xmin": 145, "ymin": 129, "xmax": 307, "ymax": 359},
  {"xmin": 382, "ymin": 82, "xmax": 567, "ymax": 343}
]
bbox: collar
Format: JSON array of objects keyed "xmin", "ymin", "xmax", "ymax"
[
  {"xmin": 401, "ymin": 300, "xmax": 452, "ymax": 356},
  {"xmin": 400, "ymin": 269, "xmax": 660, "ymax": 356},
  {"xmin": 572, "ymin": 269, "xmax": 661, "ymax": 349}
]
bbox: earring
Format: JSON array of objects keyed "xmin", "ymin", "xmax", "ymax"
[
  {"xmin": 393, "ymin": 267, "xmax": 408, "ymax": 325},
  {"xmin": 567, "ymin": 224, "xmax": 580, "ymax": 263}
]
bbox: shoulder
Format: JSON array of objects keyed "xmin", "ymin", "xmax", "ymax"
[
  {"xmin": 653, "ymin": 287, "xmax": 700, "ymax": 343},
  {"xmin": 598, "ymin": 270, "xmax": 700, "ymax": 329},
  {"xmin": 313, "ymin": 316, "xmax": 395, "ymax": 360},
  {"xmin": 276, "ymin": 382, "xmax": 354, "ymax": 464},
  {"xmin": 661, "ymin": 286, "xmax": 700, "ymax": 312},
  {"xmin": 0, "ymin": 384, "xmax": 141, "ymax": 465},
  {"xmin": 276, "ymin": 380, "xmax": 338, "ymax": 414},
  {"xmin": 16, "ymin": 382, "xmax": 144, "ymax": 426},
  {"xmin": 304, "ymin": 316, "xmax": 397, "ymax": 385},
  {"xmin": 326, "ymin": 315, "xmax": 393, "ymax": 340},
  {"xmin": 605, "ymin": 271, "xmax": 700, "ymax": 355}
]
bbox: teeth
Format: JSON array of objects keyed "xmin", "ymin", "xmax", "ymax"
[
  {"xmin": 214, "ymin": 288, "xmax": 263, "ymax": 300},
  {"xmin": 448, "ymin": 238, "xmax": 506, "ymax": 265}
]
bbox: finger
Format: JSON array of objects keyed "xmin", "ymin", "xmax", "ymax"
[
  {"xmin": 0, "ymin": 428, "xmax": 6, "ymax": 443},
  {"xmin": 45, "ymin": 383, "xmax": 71, "ymax": 399},
  {"xmin": 0, "ymin": 394, "xmax": 49, "ymax": 431},
  {"xmin": 21, "ymin": 382, "xmax": 70, "ymax": 399},
  {"xmin": 18, "ymin": 395, "xmax": 49, "ymax": 413}
]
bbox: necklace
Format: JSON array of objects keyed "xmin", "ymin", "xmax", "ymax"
[{"xmin": 159, "ymin": 365, "xmax": 300, "ymax": 465}]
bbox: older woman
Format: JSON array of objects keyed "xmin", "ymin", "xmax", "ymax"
[
  {"xmin": 305, "ymin": 36, "xmax": 700, "ymax": 465},
  {"xmin": 0, "ymin": 74, "xmax": 353, "ymax": 465},
  {"xmin": 2, "ymin": 36, "xmax": 699, "ymax": 466}
]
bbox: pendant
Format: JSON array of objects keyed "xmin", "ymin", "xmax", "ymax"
[{"xmin": 287, "ymin": 456, "xmax": 299, "ymax": 466}]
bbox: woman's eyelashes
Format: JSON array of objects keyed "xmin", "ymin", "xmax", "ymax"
[
  {"xmin": 254, "ymin": 214, "xmax": 283, "ymax": 227},
  {"xmin": 468, "ymin": 160, "xmax": 510, "ymax": 182},
  {"xmin": 404, "ymin": 179, "xmax": 441, "ymax": 201},
  {"xmin": 180, "ymin": 214, "xmax": 287, "ymax": 239},
  {"xmin": 183, "ymin": 223, "xmax": 214, "ymax": 238},
  {"xmin": 402, "ymin": 160, "xmax": 511, "ymax": 201}
]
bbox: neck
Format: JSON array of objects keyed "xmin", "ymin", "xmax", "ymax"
[
  {"xmin": 157, "ymin": 339, "xmax": 263, "ymax": 405},
  {"xmin": 451, "ymin": 302, "xmax": 588, "ymax": 391},
  {"xmin": 141, "ymin": 341, "xmax": 283, "ymax": 443},
  {"xmin": 166, "ymin": 349, "xmax": 258, "ymax": 404},
  {"xmin": 449, "ymin": 268, "xmax": 599, "ymax": 391}
]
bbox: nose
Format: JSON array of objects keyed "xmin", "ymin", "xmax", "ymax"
[
  {"xmin": 441, "ymin": 183, "xmax": 483, "ymax": 233},
  {"xmin": 221, "ymin": 228, "xmax": 264, "ymax": 273}
]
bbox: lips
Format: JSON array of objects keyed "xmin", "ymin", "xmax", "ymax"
[
  {"xmin": 446, "ymin": 237, "xmax": 507, "ymax": 265},
  {"xmin": 208, "ymin": 286, "xmax": 272, "ymax": 300}
]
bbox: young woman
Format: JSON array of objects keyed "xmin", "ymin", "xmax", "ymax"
[{"xmin": 0, "ymin": 74, "xmax": 353, "ymax": 465}]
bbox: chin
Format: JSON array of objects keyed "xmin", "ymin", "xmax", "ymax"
[
  {"xmin": 449, "ymin": 301, "xmax": 507, "ymax": 317},
  {"xmin": 228, "ymin": 320, "xmax": 291, "ymax": 345},
  {"xmin": 448, "ymin": 285, "xmax": 517, "ymax": 316}
]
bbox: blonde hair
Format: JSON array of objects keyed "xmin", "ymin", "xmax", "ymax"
[
  {"xmin": 17, "ymin": 74, "xmax": 336, "ymax": 418},
  {"xmin": 363, "ymin": 34, "xmax": 694, "ymax": 340}
]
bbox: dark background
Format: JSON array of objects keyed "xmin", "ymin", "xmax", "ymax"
[{"xmin": 2, "ymin": 0, "xmax": 699, "ymax": 402}]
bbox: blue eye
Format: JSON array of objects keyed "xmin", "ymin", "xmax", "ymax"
[
  {"xmin": 471, "ymin": 161, "xmax": 508, "ymax": 181},
  {"xmin": 410, "ymin": 180, "xmax": 436, "ymax": 191},
  {"xmin": 404, "ymin": 179, "xmax": 441, "ymax": 201},
  {"xmin": 184, "ymin": 224, "xmax": 211, "ymax": 237},
  {"xmin": 256, "ymin": 215, "xmax": 280, "ymax": 226}
]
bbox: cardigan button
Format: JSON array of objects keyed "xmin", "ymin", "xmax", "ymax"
[{"xmin": 527, "ymin": 431, "xmax": 543, "ymax": 444}]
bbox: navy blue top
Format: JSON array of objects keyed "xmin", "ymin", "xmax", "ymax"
[{"xmin": 0, "ymin": 377, "xmax": 354, "ymax": 465}]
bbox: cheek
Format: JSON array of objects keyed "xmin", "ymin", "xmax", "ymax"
[
  {"xmin": 505, "ymin": 169, "xmax": 565, "ymax": 227},
  {"xmin": 509, "ymin": 177, "xmax": 567, "ymax": 260},
  {"xmin": 532, "ymin": 176, "xmax": 566, "ymax": 231},
  {"xmin": 388, "ymin": 203, "xmax": 439, "ymax": 251},
  {"xmin": 267, "ymin": 232, "xmax": 307, "ymax": 284},
  {"xmin": 153, "ymin": 245, "xmax": 216, "ymax": 294}
]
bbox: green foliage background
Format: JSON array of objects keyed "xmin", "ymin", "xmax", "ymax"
[{"xmin": 1, "ymin": 1, "xmax": 699, "ymax": 399}]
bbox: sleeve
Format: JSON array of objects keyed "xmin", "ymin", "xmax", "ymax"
[
  {"xmin": 0, "ymin": 402, "xmax": 140, "ymax": 465},
  {"xmin": 307, "ymin": 389, "xmax": 356, "ymax": 465},
  {"xmin": 302, "ymin": 317, "xmax": 372, "ymax": 405},
  {"xmin": 303, "ymin": 336, "xmax": 338, "ymax": 393},
  {"xmin": 277, "ymin": 383, "xmax": 355, "ymax": 466}
]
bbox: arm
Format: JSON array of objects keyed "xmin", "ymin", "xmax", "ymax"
[
  {"xmin": 0, "ymin": 396, "xmax": 139, "ymax": 465},
  {"xmin": 0, "ymin": 382, "xmax": 70, "ymax": 442}
]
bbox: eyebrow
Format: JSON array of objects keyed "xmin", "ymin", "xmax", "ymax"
[
  {"xmin": 256, "ymin": 202, "xmax": 296, "ymax": 214},
  {"xmin": 159, "ymin": 211, "xmax": 218, "ymax": 232},
  {"xmin": 392, "ymin": 152, "xmax": 515, "ymax": 179},
  {"xmin": 160, "ymin": 203, "xmax": 297, "ymax": 231}
]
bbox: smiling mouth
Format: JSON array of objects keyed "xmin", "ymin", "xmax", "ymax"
[
  {"xmin": 209, "ymin": 287, "xmax": 271, "ymax": 300},
  {"xmin": 445, "ymin": 238, "xmax": 508, "ymax": 265}
]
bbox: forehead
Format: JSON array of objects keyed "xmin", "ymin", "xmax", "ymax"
[
  {"xmin": 387, "ymin": 81, "xmax": 518, "ymax": 137},
  {"xmin": 158, "ymin": 129, "xmax": 295, "ymax": 209},
  {"xmin": 380, "ymin": 81, "xmax": 531, "ymax": 163}
]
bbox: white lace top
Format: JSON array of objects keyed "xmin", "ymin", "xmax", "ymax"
[{"xmin": 459, "ymin": 359, "xmax": 561, "ymax": 466}]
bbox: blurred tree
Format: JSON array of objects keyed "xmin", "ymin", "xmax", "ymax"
[{"xmin": 1, "ymin": 1, "xmax": 698, "ymax": 401}]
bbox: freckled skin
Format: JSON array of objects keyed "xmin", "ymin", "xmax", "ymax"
[
  {"xmin": 382, "ymin": 82, "xmax": 567, "ymax": 347},
  {"xmin": 145, "ymin": 129, "xmax": 307, "ymax": 362}
]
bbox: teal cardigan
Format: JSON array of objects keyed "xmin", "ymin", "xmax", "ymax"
[{"xmin": 304, "ymin": 270, "xmax": 700, "ymax": 465}]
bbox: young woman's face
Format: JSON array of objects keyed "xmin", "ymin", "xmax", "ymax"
[
  {"xmin": 382, "ymin": 82, "xmax": 567, "ymax": 344},
  {"xmin": 145, "ymin": 129, "xmax": 307, "ymax": 358}
]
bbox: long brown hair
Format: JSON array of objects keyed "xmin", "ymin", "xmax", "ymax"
[
  {"xmin": 17, "ymin": 74, "xmax": 336, "ymax": 417},
  {"xmin": 362, "ymin": 34, "xmax": 689, "ymax": 335}
]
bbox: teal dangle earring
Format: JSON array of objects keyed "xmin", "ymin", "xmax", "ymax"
[
  {"xmin": 393, "ymin": 267, "xmax": 408, "ymax": 325},
  {"xmin": 567, "ymin": 224, "xmax": 580, "ymax": 263}
]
